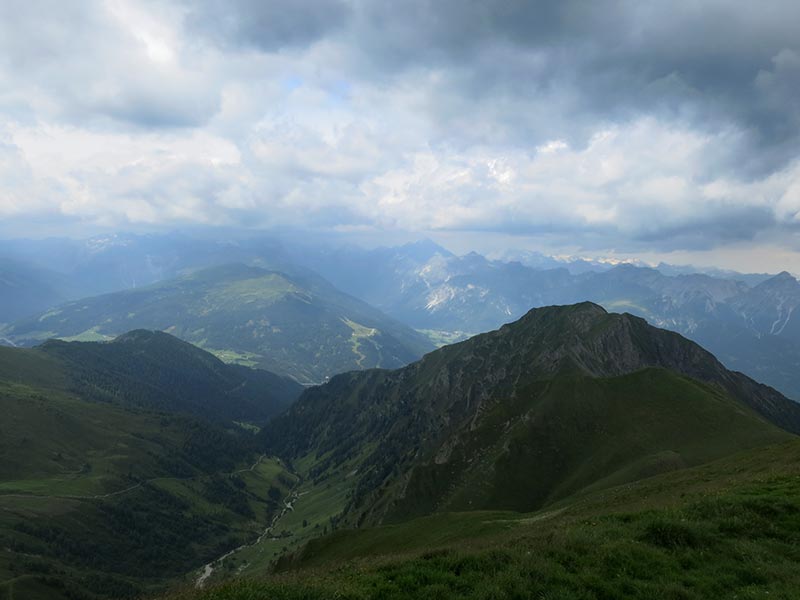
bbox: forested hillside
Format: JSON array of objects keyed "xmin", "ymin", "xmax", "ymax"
[{"xmin": 0, "ymin": 335, "xmax": 301, "ymax": 599}]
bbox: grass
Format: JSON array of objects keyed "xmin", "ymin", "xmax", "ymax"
[
  {"xmin": 163, "ymin": 440, "xmax": 800, "ymax": 600},
  {"xmin": 0, "ymin": 368, "xmax": 297, "ymax": 599},
  {"xmin": 0, "ymin": 380, "xmax": 164, "ymax": 490},
  {"xmin": 417, "ymin": 329, "xmax": 474, "ymax": 347},
  {"xmin": 342, "ymin": 318, "xmax": 378, "ymax": 368},
  {"xmin": 205, "ymin": 349, "xmax": 265, "ymax": 368},
  {"xmin": 202, "ymin": 452, "xmax": 361, "ymax": 585},
  {"xmin": 0, "ymin": 575, "xmax": 73, "ymax": 600},
  {"xmin": 57, "ymin": 328, "xmax": 115, "ymax": 343},
  {"xmin": 3, "ymin": 264, "xmax": 433, "ymax": 383},
  {"xmin": 202, "ymin": 274, "xmax": 301, "ymax": 310},
  {"xmin": 0, "ymin": 347, "xmax": 67, "ymax": 389}
]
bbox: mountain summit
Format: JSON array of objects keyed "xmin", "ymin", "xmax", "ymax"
[
  {"xmin": 2, "ymin": 264, "xmax": 434, "ymax": 383},
  {"xmin": 266, "ymin": 302, "xmax": 799, "ymax": 526},
  {"xmin": 34, "ymin": 329, "xmax": 302, "ymax": 423}
]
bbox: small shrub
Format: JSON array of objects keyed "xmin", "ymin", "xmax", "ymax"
[{"xmin": 640, "ymin": 519, "xmax": 706, "ymax": 550}]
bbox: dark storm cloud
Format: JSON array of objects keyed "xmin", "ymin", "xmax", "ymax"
[
  {"xmin": 184, "ymin": 0, "xmax": 351, "ymax": 52},
  {"xmin": 629, "ymin": 205, "xmax": 781, "ymax": 251},
  {"xmin": 2, "ymin": 0, "xmax": 800, "ymax": 265},
  {"xmin": 340, "ymin": 0, "xmax": 800, "ymax": 175},
  {"xmin": 436, "ymin": 197, "xmax": 780, "ymax": 250}
]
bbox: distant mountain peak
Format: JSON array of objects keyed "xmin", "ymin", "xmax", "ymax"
[
  {"xmin": 517, "ymin": 301, "xmax": 607, "ymax": 324},
  {"xmin": 398, "ymin": 239, "xmax": 454, "ymax": 260},
  {"xmin": 112, "ymin": 329, "xmax": 186, "ymax": 346},
  {"xmin": 113, "ymin": 329, "xmax": 159, "ymax": 342},
  {"xmin": 757, "ymin": 270, "xmax": 799, "ymax": 290},
  {"xmin": 267, "ymin": 301, "xmax": 800, "ymax": 527},
  {"xmin": 774, "ymin": 270, "xmax": 797, "ymax": 282}
]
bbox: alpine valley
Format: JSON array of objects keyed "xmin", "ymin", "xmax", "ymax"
[
  {"xmin": 166, "ymin": 303, "xmax": 800, "ymax": 600},
  {"xmin": 4, "ymin": 234, "xmax": 800, "ymax": 400},
  {"xmin": 0, "ymin": 330, "xmax": 302, "ymax": 599},
  {"xmin": 5, "ymin": 3, "xmax": 800, "ymax": 596},
  {"xmin": 4, "ymin": 296, "xmax": 800, "ymax": 600},
  {"xmin": 285, "ymin": 238, "xmax": 800, "ymax": 400}
]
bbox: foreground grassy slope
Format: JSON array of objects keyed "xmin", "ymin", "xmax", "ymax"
[
  {"xmin": 164, "ymin": 439, "xmax": 800, "ymax": 600},
  {"xmin": 2, "ymin": 264, "xmax": 434, "ymax": 383}
]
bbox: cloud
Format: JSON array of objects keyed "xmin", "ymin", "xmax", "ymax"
[
  {"xmin": 0, "ymin": 0, "xmax": 799, "ymax": 265},
  {"xmin": 0, "ymin": 0, "xmax": 221, "ymax": 128},
  {"xmin": 341, "ymin": 1, "xmax": 800, "ymax": 174},
  {"xmin": 184, "ymin": 0, "xmax": 351, "ymax": 52}
]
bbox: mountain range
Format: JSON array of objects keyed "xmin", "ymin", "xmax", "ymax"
[
  {"xmin": 265, "ymin": 303, "xmax": 799, "ymax": 529},
  {"xmin": 1, "ymin": 263, "xmax": 433, "ymax": 384},
  {"xmin": 3, "ymin": 302, "xmax": 800, "ymax": 599},
  {"xmin": 3, "ymin": 233, "xmax": 798, "ymax": 401},
  {"xmin": 154, "ymin": 302, "xmax": 800, "ymax": 600},
  {"xmin": 285, "ymin": 239, "xmax": 800, "ymax": 400}
]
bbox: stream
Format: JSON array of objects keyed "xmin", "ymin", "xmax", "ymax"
[{"xmin": 194, "ymin": 489, "xmax": 300, "ymax": 588}]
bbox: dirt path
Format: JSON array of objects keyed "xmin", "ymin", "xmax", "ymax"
[
  {"xmin": 0, "ymin": 483, "xmax": 144, "ymax": 502},
  {"xmin": 232, "ymin": 454, "xmax": 266, "ymax": 475}
]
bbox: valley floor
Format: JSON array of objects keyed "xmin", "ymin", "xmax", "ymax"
[{"xmin": 192, "ymin": 451, "xmax": 359, "ymax": 588}]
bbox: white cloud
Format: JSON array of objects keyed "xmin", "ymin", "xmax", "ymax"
[{"xmin": 0, "ymin": 0, "xmax": 799, "ymax": 268}]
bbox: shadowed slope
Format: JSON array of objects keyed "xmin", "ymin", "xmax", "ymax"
[{"xmin": 265, "ymin": 303, "xmax": 798, "ymax": 526}]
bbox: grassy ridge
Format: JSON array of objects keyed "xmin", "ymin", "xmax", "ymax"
[
  {"xmin": 263, "ymin": 303, "xmax": 800, "ymax": 530},
  {"xmin": 178, "ymin": 368, "xmax": 793, "ymax": 594},
  {"xmin": 192, "ymin": 304, "xmax": 800, "ymax": 597},
  {"xmin": 164, "ymin": 440, "xmax": 800, "ymax": 600},
  {"xmin": 389, "ymin": 368, "xmax": 790, "ymax": 522},
  {"xmin": 2, "ymin": 264, "xmax": 434, "ymax": 383}
]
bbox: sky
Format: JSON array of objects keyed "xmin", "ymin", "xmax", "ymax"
[{"xmin": 1, "ymin": 0, "xmax": 799, "ymax": 272}]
